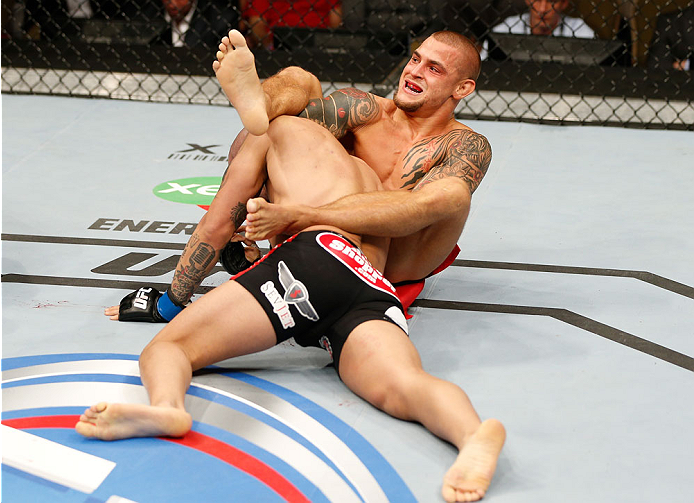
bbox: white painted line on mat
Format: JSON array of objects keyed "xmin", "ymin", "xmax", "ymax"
[
  {"xmin": 1, "ymin": 424, "xmax": 116, "ymax": 494},
  {"xmin": 106, "ymin": 496, "xmax": 138, "ymax": 503}
]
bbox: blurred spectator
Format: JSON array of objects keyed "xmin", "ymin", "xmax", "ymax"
[
  {"xmin": 242, "ymin": 0, "xmax": 341, "ymax": 49},
  {"xmin": 648, "ymin": 5, "xmax": 693, "ymax": 72},
  {"xmin": 480, "ymin": 0, "xmax": 594, "ymax": 59},
  {"xmin": 14, "ymin": 0, "xmax": 94, "ymax": 39},
  {"xmin": 495, "ymin": 0, "xmax": 594, "ymax": 37},
  {"xmin": 151, "ymin": 0, "xmax": 241, "ymax": 48},
  {"xmin": 442, "ymin": 0, "xmax": 527, "ymax": 44}
]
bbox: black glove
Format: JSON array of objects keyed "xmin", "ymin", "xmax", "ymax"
[
  {"xmin": 220, "ymin": 241, "xmax": 260, "ymax": 275},
  {"xmin": 118, "ymin": 287, "xmax": 170, "ymax": 322}
]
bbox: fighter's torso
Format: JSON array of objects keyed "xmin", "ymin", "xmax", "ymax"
[{"xmin": 349, "ymin": 99, "xmax": 473, "ymax": 192}]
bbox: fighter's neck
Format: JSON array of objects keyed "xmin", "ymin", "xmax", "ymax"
[{"xmin": 389, "ymin": 103, "xmax": 459, "ymax": 139}]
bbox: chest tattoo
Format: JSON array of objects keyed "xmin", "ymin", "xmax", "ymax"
[{"xmin": 400, "ymin": 130, "xmax": 492, "ymax": 193}]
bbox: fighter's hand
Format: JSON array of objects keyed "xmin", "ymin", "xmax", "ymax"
[
  {"xmin": 104, "ymin": 305, "xmax": 120, "ymax": 321},
  {"xmin": 230, "ymin": 229, "xmax": 262, "ymax": 262},
  {"xmin": 245, "ymin": 198, "xmax": 299, "ymax": 241}
]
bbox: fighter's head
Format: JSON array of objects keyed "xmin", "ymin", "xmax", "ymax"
[{"xmin": 393, "ymin": 31, "xmax": 480, "ymax": 114}]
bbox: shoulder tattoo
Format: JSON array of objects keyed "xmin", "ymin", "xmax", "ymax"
[
  {"xmin": 403, "ymin": 130, "xmax": 492, "ymax": 194},
  {"xmin": 299, "ymin": 88, "xmax": 379, "ymax": 138}
]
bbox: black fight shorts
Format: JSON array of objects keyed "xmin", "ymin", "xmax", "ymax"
[{"xmin": 233, "ymin": 230, "xmax": 408, "ymax": 375}]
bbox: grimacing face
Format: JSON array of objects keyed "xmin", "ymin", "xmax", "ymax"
[{"xmin": 393, "ymin": 38, "xmax": 465, "ymax": 113}]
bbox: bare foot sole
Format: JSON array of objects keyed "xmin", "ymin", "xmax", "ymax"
[
  {"xmin": 441, "ymin": 418, "xmax": 506, "ymax": 502},
  {"xmin": 212, "ymin": 29, "xmax": 269, "ymax": 136},
  {"xmin": 75, "ymin": 402, "xmax": 192, "ymax": 441}
]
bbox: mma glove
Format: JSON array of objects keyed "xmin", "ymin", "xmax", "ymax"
[
  {"xmin": 220, "ymin": 240, "xmax": 261, "ymax": 275},
  {"xmin": 119, "ymin": 287, "xmax": 183, "ymax": 322}
]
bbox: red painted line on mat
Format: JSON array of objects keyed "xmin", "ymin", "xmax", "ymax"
[{"xmin": 2, "ymin": 415, "xmax": 310, "ymax": 503}]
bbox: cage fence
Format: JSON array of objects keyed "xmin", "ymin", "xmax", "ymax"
[{"xmin": 2, "ymin": 0, "xmax": 693, "ymax": 128}]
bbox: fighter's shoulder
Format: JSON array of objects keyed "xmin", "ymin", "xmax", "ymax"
[
  {"xmin": 416, "ymin": 126, "xmax": 492, "ymax": 194},
  {"xmin": 435, "ymin": 124, "xmax": 491, "ymax": 156}
]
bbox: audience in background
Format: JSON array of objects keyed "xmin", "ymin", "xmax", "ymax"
[
  {"xmin": 479, "ymin": 0, "xmax": 594, "ymax": 59},
  {"xmin": 242, "ymin": 0, "xmax": 341, "ymax": 49},
  {"xmin": 443, "ymin": 0, "xmax": 526, "ymax": 45},
  {"xmin": 648, "ymin": 5, "xmax": 693, "ymax": 72},
  {"xmin": 150, "ymin": 0, "xmax": 241, "ymax": 48}
]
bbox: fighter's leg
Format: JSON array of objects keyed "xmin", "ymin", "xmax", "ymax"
[
  {"xmin": 213, "ymin": 29, "xmax": 269, "ymax": 136},
  {"xmin": 213, "ymin": 30, "xmax": 323, "ymax": 132},
  {"xmin": 339, "ymin": 321, "xmax": 505, "ymax": 502},
  {"xmin": 105, "ymin": 132, "xmax": 271, "ymax": 321},
  {"xmin": 79, "ymin": 281, "xmax": 277, "ymax": 439}
]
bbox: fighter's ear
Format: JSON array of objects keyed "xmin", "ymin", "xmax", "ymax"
[{"xmin": 453, "ymin": 79, "xmax": 475, "ymax": 100}]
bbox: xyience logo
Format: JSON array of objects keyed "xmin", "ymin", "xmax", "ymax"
[{"xmin": 153, "ymin": 177, "xmax": 222, "ymax": 210}]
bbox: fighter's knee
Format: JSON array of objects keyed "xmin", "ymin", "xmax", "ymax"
[
  {"xmin": 277, "ymin": 66, "xmax": 320, "ymax": 96},
  {"xmin": 364, "ymin": 378, "xmax": 412, "ymax": 418}
]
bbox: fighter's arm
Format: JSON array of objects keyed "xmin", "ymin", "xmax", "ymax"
[
  {"xmin": 298, "ymin": 88, "xmax": 381, "ymax": 139},
  {"xmin": 245, "ymin": 130, "xmax": 492, "ymax": 240}
]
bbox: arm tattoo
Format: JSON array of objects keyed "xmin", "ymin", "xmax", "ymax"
[
  {"xmin": 401, "ymin": 130, "xmax": 492, "ymax": 194},
  {"xmin": 170, "ymin": 241, "xmax": 217, "ymax": 303},
  {"xmin": 230, "ymin": 201, "xmax": 247, "ymax": 229},
  {"xmin": 299, "ymin": 88, "xmax": 379, "ymax": 138}
]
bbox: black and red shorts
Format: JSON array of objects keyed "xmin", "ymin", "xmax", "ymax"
[{"xmin": 233, "ymin": 230, "xmax": 408, "ymax": 375}]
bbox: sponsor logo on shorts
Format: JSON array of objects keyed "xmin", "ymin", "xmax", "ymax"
[
  {"xmin": 277, "ymin": 261, "xmax": 319, "ymax": 322},
  {"xmin": 316, "ymin": 233, "xmax": 397, "ymax": 299},
  {"xmin": 260, "ymin": 281, "xmax": 295, "ymax": 329}
]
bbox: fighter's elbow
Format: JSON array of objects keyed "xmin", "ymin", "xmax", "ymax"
[{"xmin": 420, "ymin": 180, "xmax": 471, "ymax": 219}]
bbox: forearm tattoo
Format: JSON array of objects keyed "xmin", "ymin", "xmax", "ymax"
[
  {"xmin": 170, "ymin": 240, "xmax": 217, "ymax": 304},
  {"xmin": 230, "ymin": 201, "xmax": 247, "ymax": 229},
  {"xmin": 401, "ymin": 130, "xmax": 492, "ymax": 194},
  {"xmin": 299, "ymin": 88, "xmax": 379, "ymax": 138}
]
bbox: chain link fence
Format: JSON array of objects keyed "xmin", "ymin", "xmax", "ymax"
[{"xmin": 2, "ymin": 0, "xmax": 693, "ymax": 128}]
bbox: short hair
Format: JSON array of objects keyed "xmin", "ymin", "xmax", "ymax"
[{"xmin": 430, "ymin": 31, "xmax": 481, "ymax": 82}]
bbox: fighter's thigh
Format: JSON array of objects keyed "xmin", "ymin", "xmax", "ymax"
[
  {"xmin": 267, "ymin": 116, "xmax": 352, "ymax": 163},
  {"xmin": 338, "ymin": 320, "xmax": 422, "ymax": 401},
  {"xmin": 152, "ymin": 280, "xmax": 276, "ymax": 369}
]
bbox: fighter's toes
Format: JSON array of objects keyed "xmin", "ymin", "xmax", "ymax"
[
  {"xmin": 442, "ymin": 485, "xmax": 484, "ymax": 502},
  {"xmin": 227, "ymin": 29, "xmax": 247, "ymax": 48}
]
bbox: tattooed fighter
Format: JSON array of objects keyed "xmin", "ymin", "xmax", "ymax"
[
  {"xmin": 84, "ymin": 49, "xmax": 505, "ymax": 501},
  {"xmin": 106, "ymin": 29, "xmax": 490, "ymax": 330}
]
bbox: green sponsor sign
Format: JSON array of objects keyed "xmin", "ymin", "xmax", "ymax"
[{"xmin": 153, "ymin": 177, "xmax": 222, "ymax": 205}]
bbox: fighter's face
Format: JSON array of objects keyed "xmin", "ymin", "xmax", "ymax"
[{"xmin": 394, "ymin": 38, "xmax": 463, "ymax": 113}]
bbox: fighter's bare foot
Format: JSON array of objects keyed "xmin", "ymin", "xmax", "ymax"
[
  {"xmin": 441, "ymin": 419, "xmax": 506, "ymax": 502},
  {"xmin": 75, "ymin": 402, "xmax": 192, "ymax": 441},
  {"xmin": 245, "ymin": 197, "xmax": 301, "ymax": 240},
  {"xmin": 212, "ymin": 29, "xmax": 269, "ymax": 136}
]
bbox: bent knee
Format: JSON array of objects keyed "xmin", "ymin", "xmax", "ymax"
[{"xmin": 362, "ymin": 373, "xmax": 423, "ymax": 419}]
